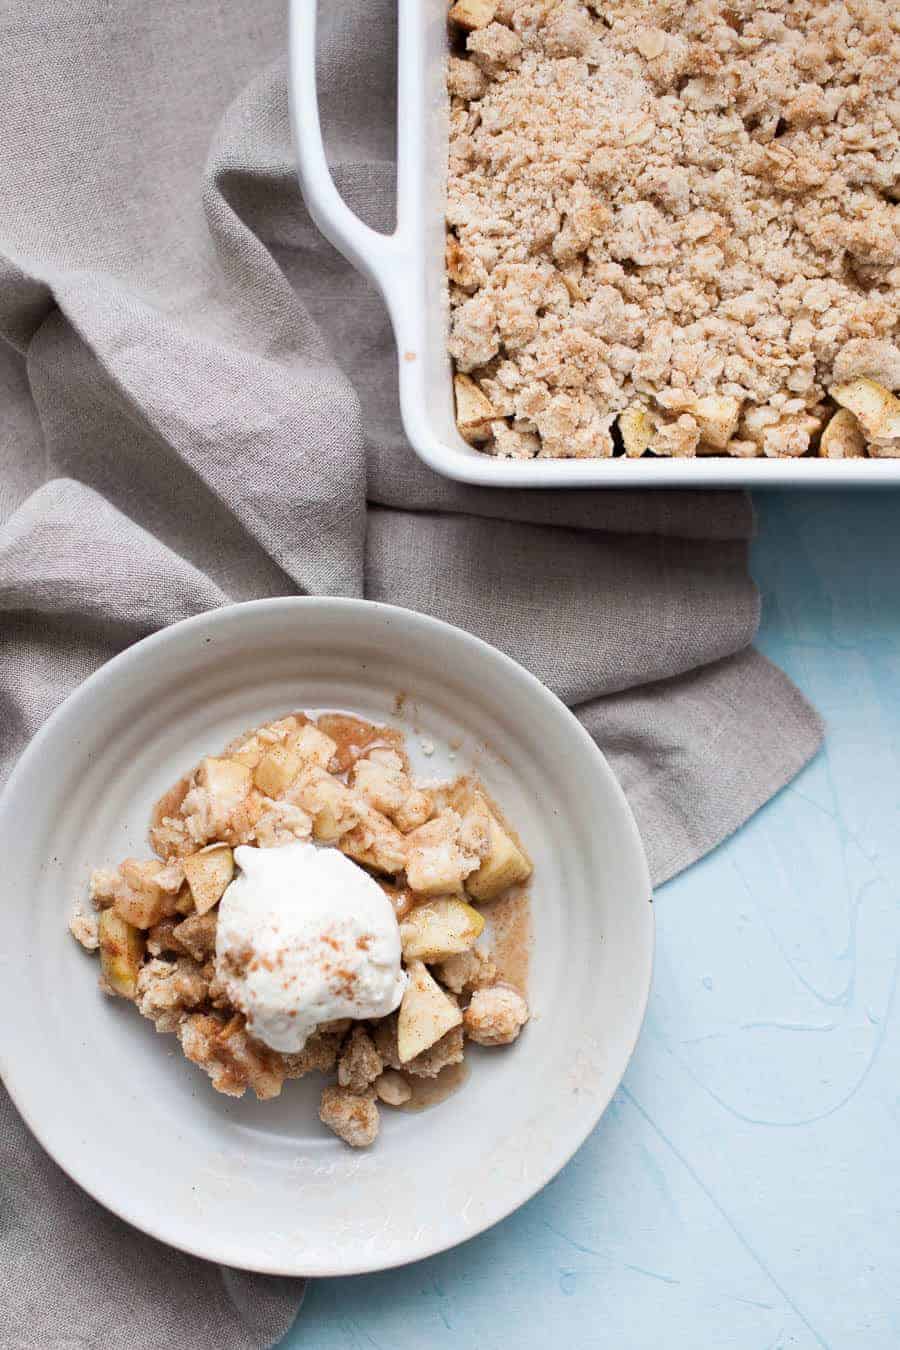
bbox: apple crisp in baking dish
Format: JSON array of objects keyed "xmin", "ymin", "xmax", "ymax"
[
  {"xmin": 69, "ymin": 712, "xmax": 532, "ymax": 1148},
  {"xmin": 446, "ymin": 1, "xmax": 899, "ymax": 460}
]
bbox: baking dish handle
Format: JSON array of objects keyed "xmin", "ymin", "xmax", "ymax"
[{"xmin": 288, "ymin": 0, "xmax": 406, "ymax": 295}]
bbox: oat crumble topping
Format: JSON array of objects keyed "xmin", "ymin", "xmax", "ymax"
[{"xmin": 447, "ymin": 0, "xmax": 900, "ymax": 459}]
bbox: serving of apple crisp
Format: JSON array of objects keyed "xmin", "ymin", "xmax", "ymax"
[
  {"xmin": 447, "ymin": 1, "xmax": 899, "ymax": 460},
  {"xmin": 69, "ymin": 712, "xmax": 532, "ymax": 1148}
]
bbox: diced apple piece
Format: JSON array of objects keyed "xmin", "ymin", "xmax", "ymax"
[
  {"xmin": 183, "ymin": 844, "xmax": 234, "ymax": 915},
  {"xmin": 447, "ymin": 233, "xmax": 485, "ymax": 291},
  {"xmin": 466, "ymin": 811, "xmax": 532, "ymax": 901},
  {"xmin": 818, "ymin": 408, "xmax": 866, "ymax": 459},
  {"xmin": 449, "ymin": 0, "xmax": 497, "ymax": 31},
  {"xmin": 223, "ymin": 788, "xmax": 267, "ymax": 846},
  {"xmin": 458, "ymin": 794, "xmax": 492, "ymax": 858},
  {"xmin": 400, "ymin": 898, "xmax": 485, "ymax": 963},
  {"xmin": 618, "ymin": 403, "xmax": 654, "ymax": 458},
  {"xmin": 198, "ymin": 756, "xmax": 252, "ymax": 800},
  {"xmin": 115, "ymin": 859, "xmax": 172, "ymax": 928},
  {"xmin": 454, "ymin": 373, "xmax": 494, "ymax": 442},
  {"xmin": 340, "ymin": 801, "xmax": 408, "ymax": 875},
  {"xmin": 397, "ymin": 961, "xmax": 463, "ymax": 1064},
  {"xmin": 830, "ymin": 378, "xmax": 900, "ymax": 443},
  {"xmin": 253, "ymin": 745, "xmax": 302, "ymax": 798},
  {"xmin": 295, "ymin": 768, "xmax": 360, "ymax": 842},
  {"xmin": 120, "ymin": 859, "xmax": 164, "ymax": 893},
  {"xmin": 691, "ymin": 394, "xmax": 742, "ymax": 451},
  {"xmin": 99, "ymin": 909, "xmax": 145, "ymax": 999},
  {"xmin": 286, "ymin": 723, "xmax": 337, "ymax": 770},
  {"xmin": 405, "ymin": 810, "xmax": 481, "ymax": 896},
  {"xmin": 194, "ymin": 758, "xmax": 252, "ymax": 837},
  {"xmin": 257, "ymin": 715, "xmax": 300, "ymax": 743}
]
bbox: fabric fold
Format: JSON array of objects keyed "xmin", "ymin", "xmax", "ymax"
[
  {"xmin": 578, "ymin": 649, "xmax": 825, "ymax": 884},
  {"xmin": 365, "ymin": 508, "xmax": 760, "ymax": 702}
]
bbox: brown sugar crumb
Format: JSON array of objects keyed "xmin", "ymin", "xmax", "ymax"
[
  {"xmin": 170, "ymin": 910, "xmax": 218, "ymax": 963},
  {"xmin": 447, "ymin": 2, "xmax": 899, "ymax": 460},
  {"xmin": 337, "ymin": 1026, "xmax": 384, "ymax": 1094},
  {"xmin": 319, "ymin": 1085, "xmax": 380, "ymax": 1148},
  {"xmin": 279, "ymin": 1028, "xmax": 343, "ymax": 1079},
  {"xmin": 69, "ymin": 903, "xmax": 100, "ymax": 951},
  {"xmin": 146, "ymin": 917, "xmax": 184, "ymax": 957},
  {"xmin": 135, "ymin": 957, "xmax": 209, "ymax": 1033}
]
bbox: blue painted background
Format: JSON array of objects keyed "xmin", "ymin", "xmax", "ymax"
[{"xmin": 282, "ymin": 491, "xmax": 900, "ymax": 1350}]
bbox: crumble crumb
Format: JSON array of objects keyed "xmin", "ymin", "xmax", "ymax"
[
  {"xmin": 146, "ymin": 916, "xmax": 184, "ymax": 956},
  {"xmin": 319, "ymin": 1085, "xmax": 380, "ymax": 1148},
  {"xmin": 280, "ymin": 1028, "xmax": 344, "ymax": 1078},
  {"xmin": 464, "ymin": 984, "xmax": 530, "ymax": 1045},
  {"xmin": 337, "ymin": 1026, "xmax": 384, "ymax": 1094},
  {"xmin": 171, "ymin": 910, "xmax": 218, "ymax": 963},
  {"xmin": 88, "ymin": 868, "xmax": 119, "ymax": 909},
  {"xmin": 178, "ymin": 1012, "xmax": 284, "ymax": 1100},
  {"xmin": 136, "ymin": 957, "xmax": 210, "ymax": 1033},
  {"xmin": 69, "ymin": 902, "xmax": 99, "ymax": 951}
]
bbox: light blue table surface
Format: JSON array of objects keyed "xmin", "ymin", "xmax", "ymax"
[{"xmin": 282, "ymin": 491, "xmax": 900, "ymax": 1350}]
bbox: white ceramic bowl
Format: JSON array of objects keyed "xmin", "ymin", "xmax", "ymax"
[
  {"xmin": 289, "ymin": 0, "xmax": 899, "ymax": 489},
  {"xmin": 0, "ymin": 598, "xmax": 652, "ymax": 1275}
]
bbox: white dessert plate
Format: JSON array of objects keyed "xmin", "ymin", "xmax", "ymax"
[{"xmin": 0, "ymin": 597, "xmax": 653, "ymax": 1276}]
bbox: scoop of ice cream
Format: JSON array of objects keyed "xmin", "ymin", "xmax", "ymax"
[{"xmin": 215, "ymin": 842, "xmax": 407, "ymax": 1053}]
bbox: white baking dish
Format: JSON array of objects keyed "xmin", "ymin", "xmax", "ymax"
[{"xmin": 289, "ymin": 0, "xmax": 898, "ymax": 489}]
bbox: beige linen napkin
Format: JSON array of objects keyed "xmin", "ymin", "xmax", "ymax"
[{"xmin": 0, "ymin": 2, "xmax": 822, "ymax": 1346}]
